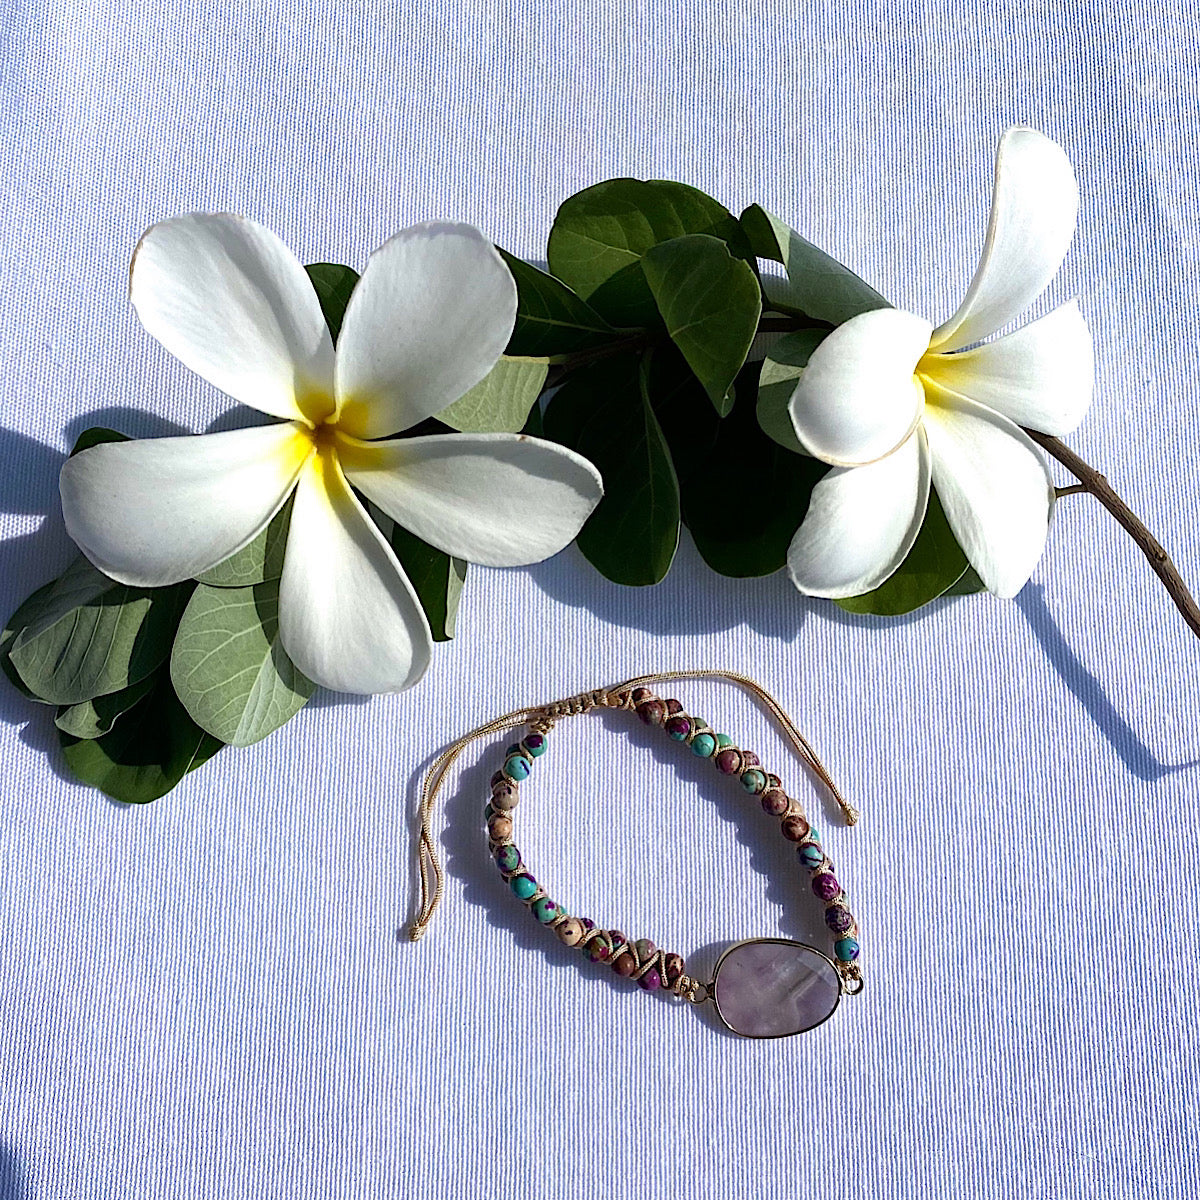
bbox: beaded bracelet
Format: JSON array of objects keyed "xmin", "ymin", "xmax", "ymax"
[{"xmin": 409, "ymin": 670, "xmax": 863, "ymax": 1039}]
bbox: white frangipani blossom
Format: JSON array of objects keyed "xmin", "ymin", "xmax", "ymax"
[
  {"xmin": 786, "ymin": 127, "xmax": 1094, "ymax": 600},
  {"xmin": 60, "ymin": 214, "xmax": 604, "ymax": 694}
]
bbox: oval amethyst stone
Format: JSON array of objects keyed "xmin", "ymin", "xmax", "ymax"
[{"xmin": 712, "ymin": 940, "xmax": 841, "ymax": 1037}]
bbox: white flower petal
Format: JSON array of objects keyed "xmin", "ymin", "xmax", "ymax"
[
  {"xmin": 930, "ymin": 127, "xmax": 1078, "ymax": 353},
  {"xmin": 339, "ymin": 432, "xmax": 604, "ymax": 567},
  {"xmin": 788, "ymin": 308, "xmax": 931, "ymax": 467},
  {"xmin": 278, "ymin": 452, "xmax": 432, "ymax": 693},
  {"xmin": 922, "ymin": 386, "xmax": 1055, "ymax": 598},
  {"xmin": 59, "ymin": 424, "xmax": 313, "ymax": 586},
  {"xmin": 130, "ymin": 214, "xmax": 336, "ymax": 423},
  {"xmin": 786, "ymin": 429, "xmax": 930, "ymax": 598},
  {"xmin": 333, "ymin": 222, "xmax": 517, "ymax": 439},
  {"xmin": 921, "ymin": 300, "xmax": 1094, "ymax": 435}
]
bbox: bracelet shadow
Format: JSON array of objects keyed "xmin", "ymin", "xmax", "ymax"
[
  {"xmin": 407, "ymin": 699, "xmax": 843, "ymax": 1034},
  {"xmin": 0, "ymin": 1140, "xmax": 27, "ymax": 1200}
]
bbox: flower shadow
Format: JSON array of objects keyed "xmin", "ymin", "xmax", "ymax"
[{"xmin": 409, "ymin": 700, "xmax": 841, "ymax": 1012}]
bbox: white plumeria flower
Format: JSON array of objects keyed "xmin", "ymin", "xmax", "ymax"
[
  {"xmin": 786, "ymin": 127, "xmax": 1094, "ymax": 600},
  {"xmin": 60, "ymin": 214, "xmax": 603, "ymax": 693}
]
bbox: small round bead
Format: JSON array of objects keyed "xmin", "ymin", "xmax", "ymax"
[
  {"xmin": 608, "ymin": 929, "xmax": 627, "ymax": 952},
  {"xmin": 740, "ymin": 768, "xmax": 766, "ymax": 794},
  {"xmin": 665, "ymin": 698, "xmax": 683, "ymax": 715},
  {"xmin": 503, "ymin": 755, "xmax": 532, "ymax": 782},
  {"xmin": 483, "ymin": 801, "xmax": 496, "ymax": 820},
  {"xmin": 812, "ymin": 873, "xmax": 841, "ymax": 902},
  {"xmin": 630, "ymin": 687, "xmax": 653, "ymax": 704},
  {"xmin": 493, "ymin": 844, "xmax": 521, "ymax": 872},
  {"xmin": 781, "ymin": 814, "xmax": 810, "ymax": 842},
  {"xmin": 691, "ymin": 718, "xmax": 709, "ymax": 732},
  {"xmin": 489, "ymin": 771, "xmax": 505, "ymax": 789},
  {"xmin": 510, "ymin": 873, "xmax": 538, "ymax": 901},
  {"xmin": 715, "ymin": 733, "xmax": 733, "ymax": 749},
  {"xmin": 612, "ymin": 952, "xmax": 637, "ymax": 978},
  {"xmin": 761, "ymin": 788, "xmax": 788, "ymax": 816},
  {"xmin": 522, "ymin": 732, "xmax": 547, "ymax": 758},
  {"xmin": 579, "ymin": 918, "xmax": 596, "ymax": 933},
  {"xmin": 491, "ymin": 782, "xmax": 519, "ymax": 811},
  {"xmin": 556, "ymin": 918, "xmax": 585, "ymax": 946},
  {"xmin": 798, "ymin": 844, "xmax": 825, "ymax": 870},
  {"xmin": 665, "ymin": 716, "xmax": 691, "ymax": 741},
  {"xmin": 636, "ymin": 699, "xmax": 666, "ymax": 727},
  {"xmin": 715, "ymin": 748, "xmax": 741, "ymax": 775},
  {"xmin": 504, "ymin": 742, "xmax": 521, "ymax": 756},
  {"xmin": 663, "ymin": 953, "xmax": 685, "ymax": 985},
  {"xmin": 808, "ymin": 826, "xmax": 820, "ymax": 844},
  {"xmin": 487, "ymin": 814, "xmax": 514, "ymax": 842},
  {"xmin": 691, "ymin": 732, "xmax": 717, "ymax": 758},
  {"xmin": 633, "ymin": 937, "xmax": 656, "ymax": 962},
  {"xmin": 825, "ymin": 904, "xmax": 855, "ymax": 935},
  {"xmin": 740, "ymin": 750, "xmax": 760, "ymax": 767},
  {"xmin": 638, "ymin": 968, "xmax": 662, "ymax": 992},
  {"xmin": 835, "ymin": 937, "xmax": 860, "ymax": 963},
  {"xmin": 531, "ymin": 897, "xmax": 559, "ymax": 924},
  {"xmin": 585, "ymin": 935, "xmax": 612, "ymax": 962}
]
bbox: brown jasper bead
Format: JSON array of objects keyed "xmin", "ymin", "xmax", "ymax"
[
  {"xmin": 765, "ymin": 773, "xmax": 782, "ymax": 790},
  {"xmin": 630, "ymin": 687, "xmax": 654, "ymax": 704},
  {"xmin": 761, "ymin": 787, "xmax": 789, "ymax": 816},
  {"xmin": 556, "ymin": 918, "xmax": 585, "ymax": 946},
  {"xmin": 741, "ymin": 750, "xmax": 760, "ymax": 767},
  {"xmin": 663, "ymin": 953, "xmax": 685, "ymax": 985},
  {"xmin": 715, "ymin": 748, "xmax": 741, "ymax": 775},
  {"xmin": 781, "ymin": 813, "xmax": 810, "ymax": 842},
  {"xmin": 487, "ymin": 814, "xmax": 514, "ymax": 842},
  {"xmin": 612, "ymin": 952, "xmax": 637, "ymax": 978},
  {"xmin": 490, "ymin": 771, "xmax": 506, "ymax": 789},
  {"xmin": 636, "ymin": 699, "xmax": 666, "ymax": 726},
  {"xmin": 665, "ymin": 698, "xmax": 683, "ymax": 715},
  {"xmin": 491, "ymin": 782, "xmax": 519, "ymax": 811},
  {"xmin": 633, "ymin": 937, "xmax": 656, "ymax": 962}
]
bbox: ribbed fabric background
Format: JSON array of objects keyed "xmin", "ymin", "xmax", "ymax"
[{"xmin": 2, "ymin": 2, "xmax": 1199, "ymax": 1197}]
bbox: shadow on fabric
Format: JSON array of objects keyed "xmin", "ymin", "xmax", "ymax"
[{"xmin": 0, "ymin": 1141, "xmax": 27, "ymax": 1200}]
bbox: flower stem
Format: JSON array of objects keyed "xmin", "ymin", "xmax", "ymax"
[{"xmin": 1027, "ymin": 429, "xmax": 1200, "ymax": 641}]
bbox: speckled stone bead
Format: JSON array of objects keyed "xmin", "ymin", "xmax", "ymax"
[
  {"xmin": 740, "ymin": 751, "xmax": 760, "ymax": 767},
  {"xmin": 483, "ymin": 801, "xmax": 496, "ymax": 820},
  {"xmin": 493, "ymin": 844, "xmax": 521, "ymax": 872},
  {"xmin": 663, "ymin": 953, "xmax": 685, "ymax": 986},
  {"xmin": 740, "ymin": 768, "xmax": 766, "ymax": 793},
  {"xmin": 715, "ymin": 733, "xmax": 734, "ymax": 749},
  {"xmin": 491, "ymin": 781, "xmax": 519, "ymax": 811},
  {"xmin": 633, "ymin": 938, "xmax": 656, "ymax": 962},
  {"xmin": 630, "ymin": 688, "xmax": 653, "ymax": 704},
  {"xmin": 510, "ymin": 873, "xmax": 538, "ymax": 901},
  {"xmin": 612, "ymin": 952, "xmax": 637, "ymax": 978},
  {"xmin": 691, "ymin": 718, "xmax": 709, "ymax": 732},
  {"xmin": 487, "ymin": 814, "xmax": 514, "ymax": 843},
  {"xmin": 715, "ymin": 748, "xmax": 741, "ymax": 775},
  {"xmin": 781, "ymin": 814, "xmax": 810, "ymax": 842},
  {"xmin": 835, "ymin": 937, "xmax": 860, "ymax": 962},
  {"xmin": 490, "ymin": 771, "xmax": 505, "ymax": 789},
  {"xmin": 691, "ymin": 732, "xmax": 717, "ymax": 758},
  {"xmin": 503, "ymin": 754, "xmax": 532, "ymax": 782},
  {"xmin": 665, "ymin": 716, "xmax": 691, "ymax": 741},
  {"xmin": 825, "ymin": 905, "xmax": 854, "ymax": 935},
  {"xmin": 638, "ymin": 968, "xmax": 662, "ymax": 992},
  {"xmin": 813, "ymin": 873, "xmax": 840, "ymax": 902},
  {"xmin": 556, "ymin": 918, "xmax": 585, "ymax": 946},
  {"xmin": 665, "ymin": 699, "xmax": 683, "ymax": 716},
  {"xmin": 636, "ymin": 699, "xmax": 667, "ymax": 726},
  {"xmin": 761, "ymin": 788, "xmax": 788, "ymax": 816},
  {"xmin": 798, "ymin": 843, "xmax": 825, "ymax": 870},
  {"xmin": 585, "ymin": 934, "xmax": 613, "ymax": 962},
  {"xmin": 532, "ymin": 897, "xmax": 559, "ymax": 924},
  {"xmin": 522, "ymin": 732, "xmax": 547, "ymax": 758}
]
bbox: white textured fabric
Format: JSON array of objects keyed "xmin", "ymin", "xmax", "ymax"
[{"xmin": 2, "ymin": 4, "xmax": 1199, "ymax": 1199}]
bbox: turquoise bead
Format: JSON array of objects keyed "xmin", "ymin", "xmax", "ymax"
[
  {"xmin": 510, "ymin": 873, "xmax": 538, "ymax": 901},
  {"xmin": 531, "ymin": 897, "xmax": 558, "ymax": 924},
  {"xmin": 691, "ymin": 732, "xmax": 717, "ymax": 757},
  {"xmin": 835, "ymin": 937, "xmax": 860, "ymax": 963},
  {"xmin": 494, "ymin": 845, "xmax": 521, "ymax": 873},
  {"xmin": 715, "ymin": 733, "xmax": 733, "ymax": 749},
  {"xmin": 522, "ymin": 732, "xmax": 548, "ymax": 757},
  {"xmin": 740, "ymin": 768, "xmax": 766, "ymax": 793},
  {"xmin": 503, "ymin": 755, "xmax": 532, "ymax": 782},
  {"xmin": 799, "ymin": 844, "xmax": 824, "ymax": 870}
]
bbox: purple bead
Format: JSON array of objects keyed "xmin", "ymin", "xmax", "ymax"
[
  {"xmin": 524, "ymin": 732, "xmax": 545, "ymax": 752},
  {"xmin": 713, "ymin": 940, "xmax": 841, "ymax": 1037},
  {"xmin": 812, "ymin": 873, "xmax": 840, "ymax": 902},
  {"xmin": 665, "ymin": 698, "xmax": 683, "ymax": 715},
  {"xmin": 715, "ymin": 749, "xmax": 741, "ymax": 775},
  {"xmin": 740, "ymin": 750, "xmax": 760, "ymax": 767},
  {"xmin": 665, "ymin": 716, "xmax": 691, "ymax": 740},
  {"xmin": 825, "ymin": 905, "xmax": 854, "ymax": 935},
  {"xmin": 636, "ymin": 699, "xmax": 666, "ymax": 726},
  {"xmin": 638, "ymin": 968, "xmax": 662, "ymax": 992}
]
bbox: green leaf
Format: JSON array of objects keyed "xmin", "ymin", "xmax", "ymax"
[
  {"xmin": 945, "ymin": 566, "xmax": 986, "ymax": 596},
  {"xmin": 741, "ymin": 204, "xmax": 889, "ymax": 325},
  {"xmin": 71, "ymin": 427, "xmax": 130, "ymax": 455},
  {"xmin": 547, "ymin": 179, "xmax": 752, "ymax": 327},
  {"xmin": 195, "ymin": 496, "xmax": 293, "ymax": 587},
  {"xmin": 497, "ymin": 249, "xmax": 617, "ymax": 358},
  {"xmin": 8, "ymin": 558, "xmax": 190, "ymax": 705},
  {"xmin": 60, "ymin": 671, "xmax": 222, "ymax": 804},
  {"xmin": 2, "ymin": 572, "xmax": 72, "ymax": 702},
  {"xmin": 834, "ymin": 491, "xmax": 970, "ymax": 616},
  {"xmin": 369, "ymin": 509, "xmax": 466, "ymax": 642},
  {"xmin": 655, "ymin": 355, "xmax": 827, "ymax": 577},
  {"xmin": 55, "ymin": 675, "xmax": 157, "ymax": 739},
  {"xmin": 170, "ymin": 580, "xmax": 314, "ymax": 746},
  {"xmin": 641, "ymin": 235, "xmax": 762, "ymax": 416},
  {"xmin": 756, "ymin": 329, "xmax": 827, "ymax": 454},
  {"xmin": 305, "ymin": 263, "xmax": 360, "ymax": 341},
  {"xmin": 436, "ymin": 356, "xmax": 550, "ymax": 433},
  {"xmin": 542, "ymin": 353, "xmax": 680, "ymax": 585}
]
